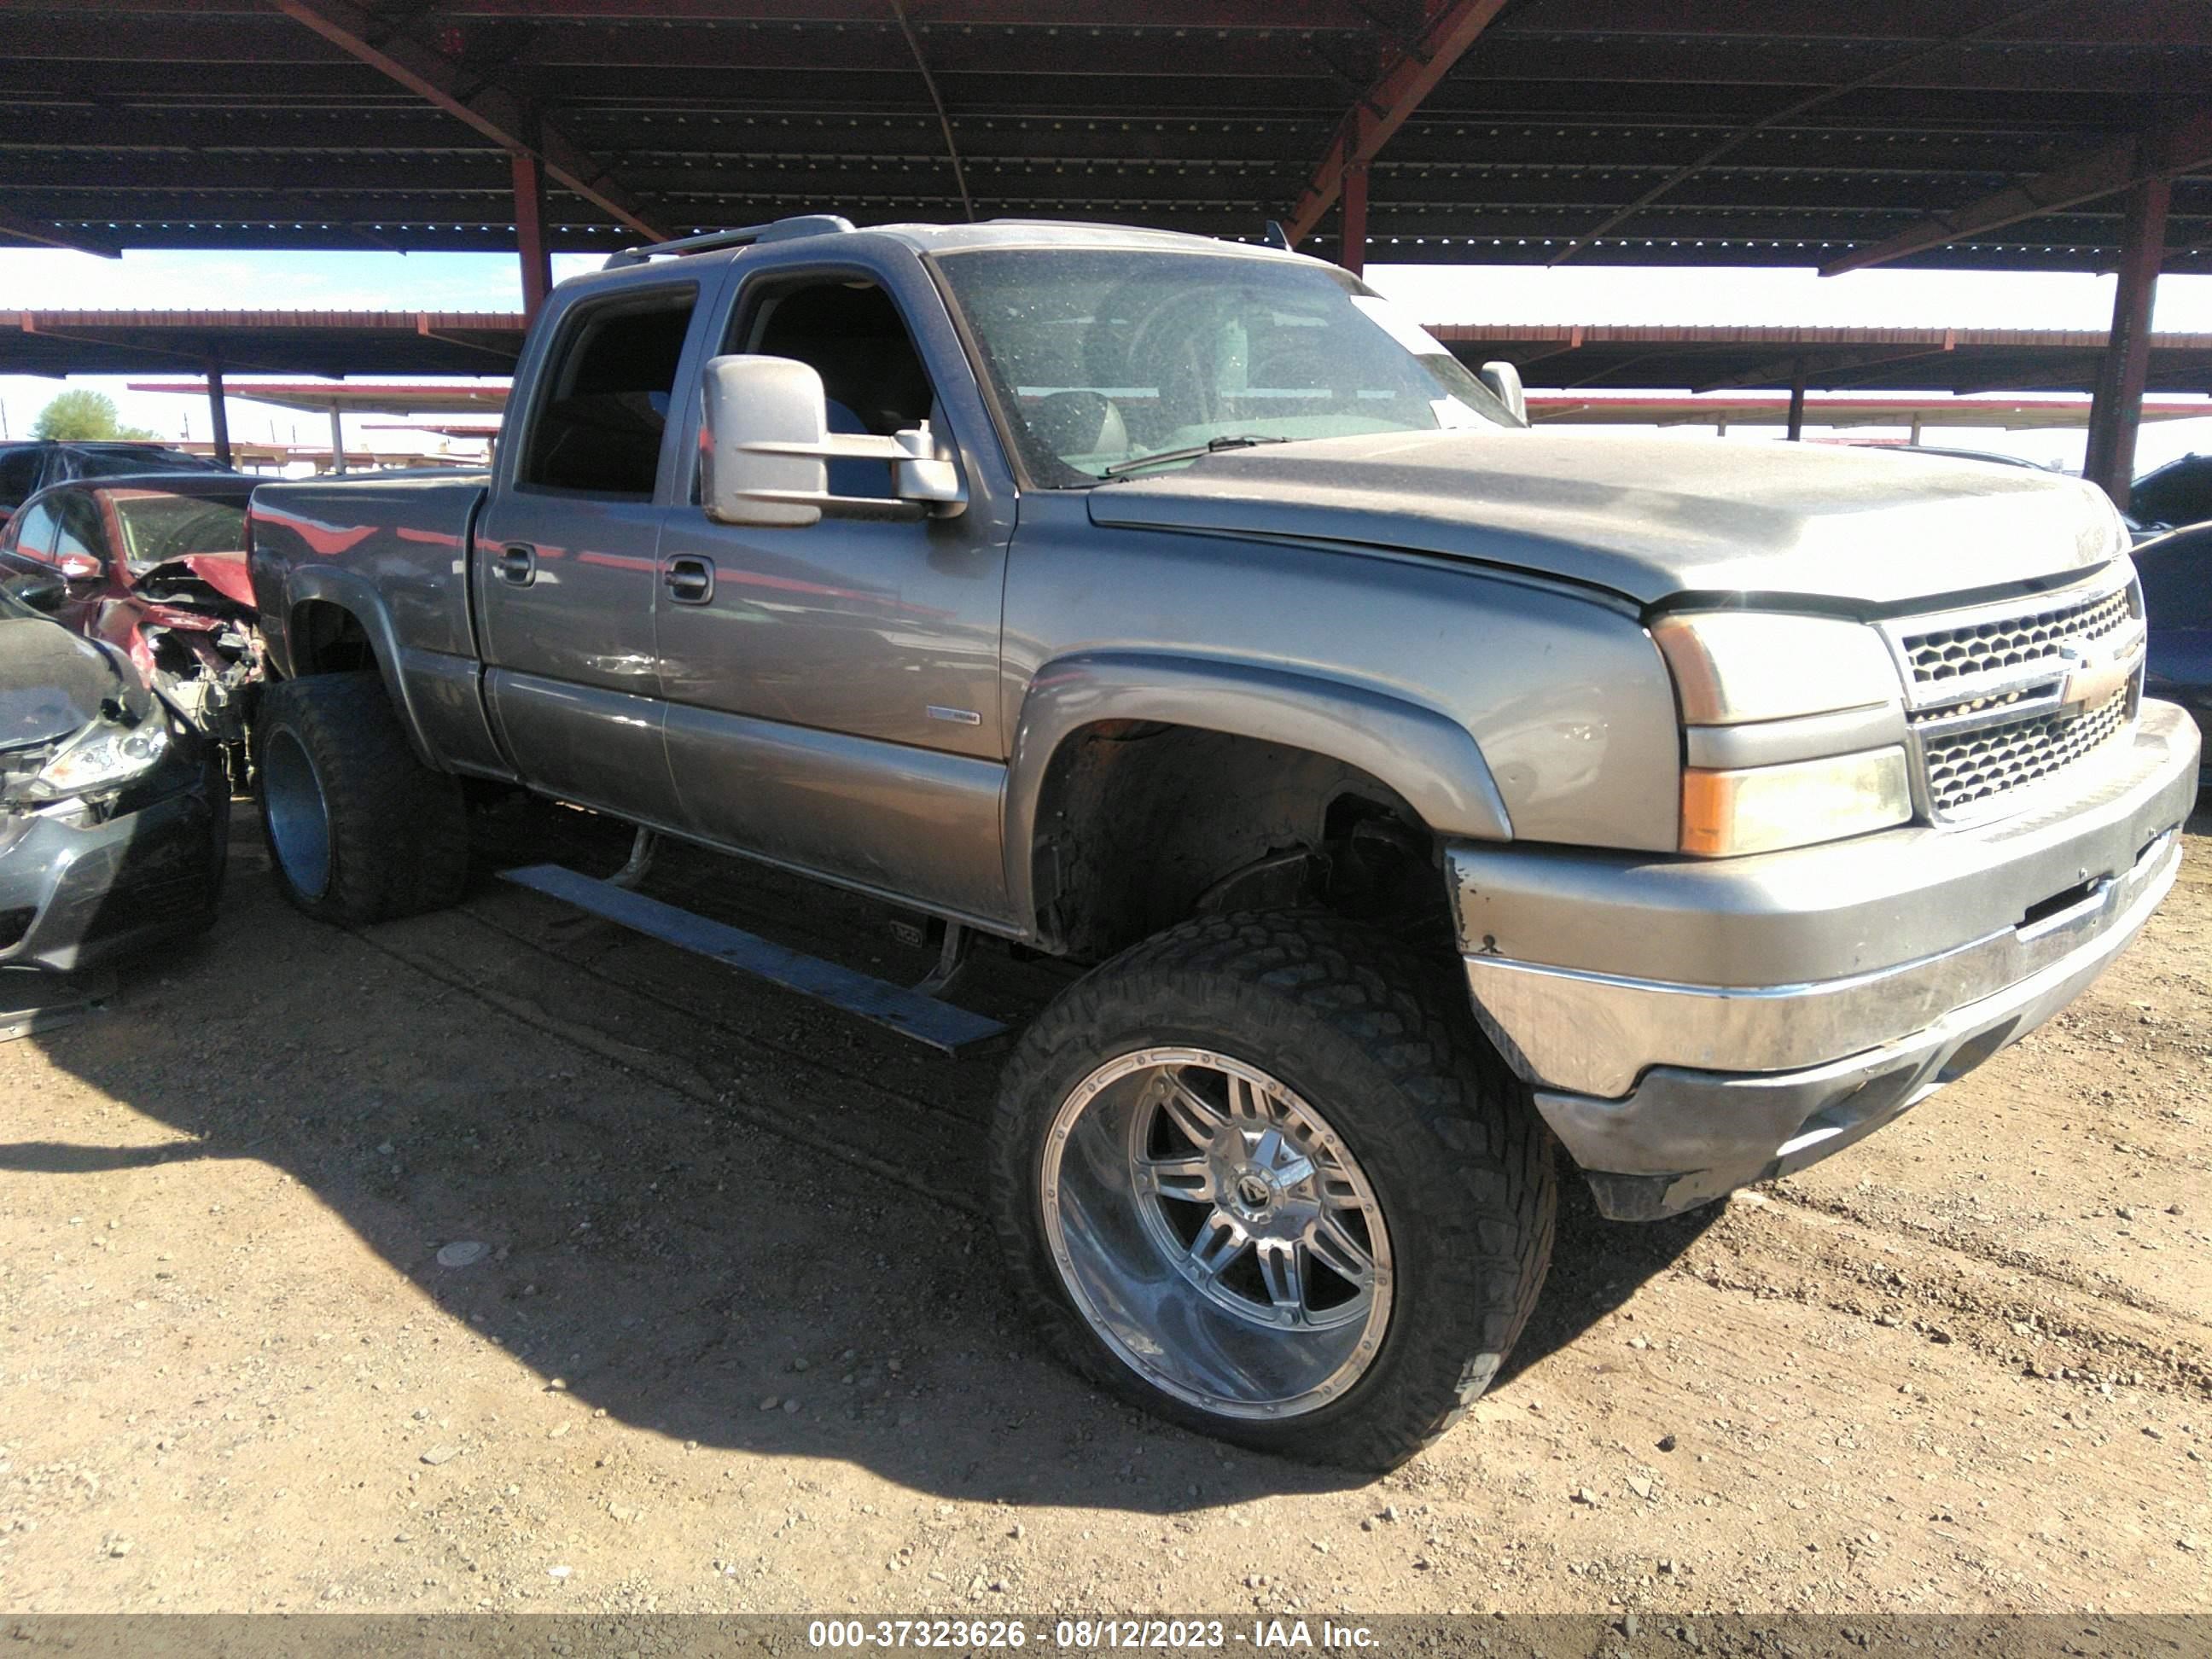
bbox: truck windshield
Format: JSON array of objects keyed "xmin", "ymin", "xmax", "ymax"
[{"xmin": 935, "ymin": 247, "xmax": 1516, "ymax": 485}]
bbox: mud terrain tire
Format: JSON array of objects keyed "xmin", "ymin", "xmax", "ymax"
[
  {"xmin": 991, "ymin": 909, "xmax": 1555, "ymax": 1469},
  {"xmin": 255, "ymin": 671, "xmax": 468, "ymax": 926}
]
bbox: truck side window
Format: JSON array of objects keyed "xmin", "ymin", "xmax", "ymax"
[
  {"xmin": 732, "ymin": 279, "xmax": 936, "ymax": 499},
  {"xmin": 520, "ymin": 287, "xmax": 697, "ymax": 497}
]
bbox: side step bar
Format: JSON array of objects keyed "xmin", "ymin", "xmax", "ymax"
[{"xmin": 498, "ymin": 863, "xmax": 1010, "ymax": 1057}]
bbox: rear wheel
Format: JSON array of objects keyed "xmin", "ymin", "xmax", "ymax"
[
  {"xmin": 254, "ymin": 671, "xmax": 468, "ymax": 925},
  {"xmin": 991, "ymin": 910, "xmax": 1555, "ymax": 1469}
]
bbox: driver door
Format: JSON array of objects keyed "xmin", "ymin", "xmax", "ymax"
[{"xmin": 653, "ymin": 261, "xmax": 1018, "ymax": 924}]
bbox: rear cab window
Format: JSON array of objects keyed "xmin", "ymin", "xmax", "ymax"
[{"xmin": 517, "ymin": 287, "xmax": 699, "ymax": 496}]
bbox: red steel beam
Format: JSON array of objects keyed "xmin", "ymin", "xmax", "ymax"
[
  {"xmin": 1337, "ymin": 160, "xmax": 1369, "ymax": 276},
  {"xmin": 2082, "ymin": 175, "xmax": 2170, "ymax": 509},
  {"xmin": 271, "ymin": 0, "xmax": 667, "ymax": 242},
  {"xmin": 1283, "ymin": 0, "xmax": 1511, "ymax": 249},
  {"xmin": 1823, "ymin": 108, "xmax": 2212, "ymax": 277}
]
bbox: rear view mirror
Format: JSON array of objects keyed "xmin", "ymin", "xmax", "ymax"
[
  {"xmin": 1478, "ymin": 359, "xmax": 1528, "ymax": 426},
  {"xmin": 698, "ymin": 354, "xmax": 965, "ymax": 528},
  {"xmin": 56, "ymin": 550, "xmax": 101, "ymax": 584}
]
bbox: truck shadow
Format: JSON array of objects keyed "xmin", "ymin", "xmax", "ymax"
[{"xmin": 9, "ymin": 800, "xmax": 1713, "ymax": 1513}]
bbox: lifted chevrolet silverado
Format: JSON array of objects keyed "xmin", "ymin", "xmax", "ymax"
[{"xmin": 244, "ymin": 216, "xmax": 2199, "ymax": 1469}]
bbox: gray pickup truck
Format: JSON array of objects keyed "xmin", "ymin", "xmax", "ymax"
[{"xmin": 244, "ymin": 215, "xmax": 2199, "ymax": 1469}]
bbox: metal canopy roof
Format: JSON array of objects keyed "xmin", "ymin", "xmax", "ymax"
[
  {"xmin": 1436, "ymin": 323, "xmax": 2212, "ymax": 395},
  {"xmin": 0, "ymin": 310, "xmax": 526, "ymax": 377},
  {"xmin": 15, "ymin": 310, "xmax": 2211, "ymax": 399},
  {"xmin": 120, "ymin": 375, "xmax": 2212, "ymax": 434},
  {"xmin": 3, "ymin": 1, "xmax": 2209, "ymax": 271}
]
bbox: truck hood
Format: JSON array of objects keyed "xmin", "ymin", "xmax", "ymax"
[
  {"xmin": 1086, "ymin": 429, "xmax": 2124, "ymax": 608},
  {"xmin": 0, "ymin": 617, "xmax": 130, "ymax": 750}
]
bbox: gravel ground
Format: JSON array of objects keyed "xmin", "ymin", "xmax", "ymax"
[{"xmin": 0, "ymin": 796, "xmax": 2206, "ymax": 1618}]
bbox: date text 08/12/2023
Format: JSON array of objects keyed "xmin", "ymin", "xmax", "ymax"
[{"xmin": 806, "ymin": 1618, "xmax": 1379, "ymax": 1649}]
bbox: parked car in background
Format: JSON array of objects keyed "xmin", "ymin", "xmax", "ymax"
[
  {"xmin": 0, "ymin": 439, "xmax": 226, "ymax": 516},
  {"xmin": 0, "ymin": 581, "xmax": 229, "ymax": 976},
  {"xmin": 2138, "ymin": 521, "xmax": 2212, "ymax": 785},
  {"xmin": 2128, "ymin": 451, "xmax": 2212, "ymax": 535},
  {"xmin": 0, "ymin": 474, "xmax": 264, "ymax": 765}
]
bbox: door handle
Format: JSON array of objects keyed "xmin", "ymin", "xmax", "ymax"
[
  {"xmin": 665, "ymin": 554, "xmax": 715, "ymax": 605},
  {"xmin": 496, "ymin": 543, "xmax": 537, "ymax": 586}
]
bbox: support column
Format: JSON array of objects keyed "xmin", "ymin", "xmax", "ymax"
[
  {"xmin": 512, "ymin": 149, "xmax": 552, "ymax": 323},
  {"xmin": 1785, "ymin": 358, "xmax": 1807, "ymax": 442},
  {"xmin": 1338, "ymin": 159, "xmax": 1368, "ymax": 278},
  {"xmin": 329, "ymin": 403, "xmax": 347, "ymax": 474},
  {"xmin": 205, "ymin": 359, "xmax": 232, "ymax": 470},
  {"xmin": 2084, "ymin": 172, "xmax": 2169, "ymax": 511}
]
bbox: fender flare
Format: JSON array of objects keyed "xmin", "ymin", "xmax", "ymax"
[
  {"xmin": 1003, "ymin": 650, "xmax": 1513, "ymax": 934},
  {"xmin": 278, "ymin": 565, "xmax": 442, "ymax": 771}
]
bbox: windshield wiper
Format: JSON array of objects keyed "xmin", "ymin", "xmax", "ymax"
[{"xmin": 1100, "ymin": 434, "xmax": 1290, "ymax": 478}]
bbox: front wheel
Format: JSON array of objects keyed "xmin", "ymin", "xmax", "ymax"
[{"xmin": 989, "ymin": 910, "xmax": 1555, "ymax": 1469}]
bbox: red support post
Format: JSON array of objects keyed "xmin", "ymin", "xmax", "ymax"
[
  {"xmin": 1338, "ymin": 160, "xmax": 1368, "ymax": 277},
  {"xmin": 512, "ymin": 150, "xmax": 552, "ymax": 323},
  {"xmin": 2083, "ymin": 173, "xmax": 2170, "ymax": 511}
]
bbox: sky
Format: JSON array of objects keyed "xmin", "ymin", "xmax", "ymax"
[{"xmin": 3, "ymin": 245, "xmax": 2209, "ymax": 475}]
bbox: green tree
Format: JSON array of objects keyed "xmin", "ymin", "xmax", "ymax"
[{"xmin": 32, "ymin": 388, "xmax": 157, "ymax": 442}]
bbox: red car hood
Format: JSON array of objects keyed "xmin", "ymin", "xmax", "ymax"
[{"xmin": 140, "ymin": 550, "xmax": 255, "ymax": 608}]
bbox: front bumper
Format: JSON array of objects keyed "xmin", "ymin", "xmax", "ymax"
[
  {"xmin": 1452, "ymin": 698, "xmax": 2200, "ymax": 1220},
  {"xmin": 0, "ymin": 748, "xmax": 227, "ymax": 975}
]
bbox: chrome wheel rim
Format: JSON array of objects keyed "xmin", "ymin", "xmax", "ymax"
[
  {"xmin": 1040, "ymin": 1046, "xmax": 1393, "ymax": 1418},
  {"xmin": 262, "ymin": 728, "xmax": 333, "ymax": 899}
]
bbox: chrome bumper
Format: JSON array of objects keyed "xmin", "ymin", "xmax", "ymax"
[{"xmin": 1450, "ymin": 698, "xmax": 2199, "ymax": 1220}]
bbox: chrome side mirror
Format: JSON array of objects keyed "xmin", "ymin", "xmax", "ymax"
[
  {"xmin": 1477, "ymin": 359, "xmax": 1528, "ymax": 425},
  {"xmin": 698, "ymin": 353, "xmax": 966, "ymax": 528}
]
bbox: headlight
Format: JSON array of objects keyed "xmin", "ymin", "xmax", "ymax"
[
  {"xmin": 1650, "ymin": 611, "xmax": 1898, "ymax": 725},
  {"xmin": 1679, "ymin": 746, "xmax": 1911, "ymax": 857},
  {"xmin": 1652, "ymin": 611, "xmax": 1910, "ymax": 856},
  {"xmin": 29, "ymin": 717, "xmax": 171, "ymax": 801}
]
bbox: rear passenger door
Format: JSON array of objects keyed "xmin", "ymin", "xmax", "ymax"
[{"xmin": 474, "ymin": 282, "xmax": 707, "ymax": 829}]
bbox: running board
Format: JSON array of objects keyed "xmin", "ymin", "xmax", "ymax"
[{"xmin": 498, "ymin": 863, "xmax": 1010, "ymax": 1057}]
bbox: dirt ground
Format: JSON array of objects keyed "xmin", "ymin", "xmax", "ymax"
[{"xmin": 1, "ymin": 795, "xmax": 2207, "ymax": 1620}]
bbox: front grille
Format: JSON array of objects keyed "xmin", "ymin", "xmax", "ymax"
[
  {"xmin": 1898, "ymin": 585, "xmax": 2132, "ymax": 688},
  {"xmin": 1920, "ymin": 690, "xmax": 2131, "ymax": 818}
]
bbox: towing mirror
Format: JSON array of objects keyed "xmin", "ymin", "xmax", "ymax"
[
  {"xmin": 1478, "ymin": 359, "xmax": 1528, "ymax": 425},
  {"xmin": 698, "ymin": 353, "xmax": 966, "ymax": 528}
]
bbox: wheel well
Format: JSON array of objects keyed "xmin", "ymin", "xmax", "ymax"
[
  {"xmin": 288, "ymin": 599, "xmax": 377, "ymax": 677},
  {"xmin": 1028, "ymin": 722, "xmax": 1447, "ymax": 961}
]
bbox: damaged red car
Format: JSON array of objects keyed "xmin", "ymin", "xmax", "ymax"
[{"xmin": 0, "ymin": 474, "xmax": 263, "ymax": 767}]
